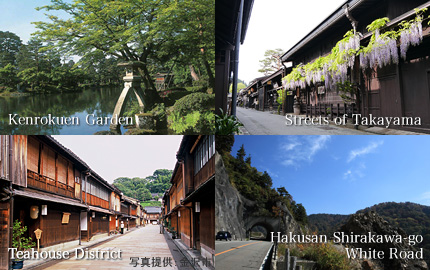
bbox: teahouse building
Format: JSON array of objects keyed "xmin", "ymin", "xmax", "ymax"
[{"xmin": 163, "ymin": 135, "xmax": 215, "ymax": 262}]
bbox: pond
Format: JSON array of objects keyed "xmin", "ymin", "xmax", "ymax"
[{"xmin": 0, "ymin": 87, "xmax": 130, "ymax": 135}]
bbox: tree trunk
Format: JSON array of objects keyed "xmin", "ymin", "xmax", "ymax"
[
  {"xmin": 139, "ymin": 63, "xmax": 161, "ymax": 110},
  {"xmin": 189, "ymin": 65, "xmax": 200, "ymax": 81},
  {"xmin": 202, "ymin": 58, "xmax": 215, "ymax": 89}
]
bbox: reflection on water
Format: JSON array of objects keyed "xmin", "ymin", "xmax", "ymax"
[{"xmin": 0, "ymin": 87, "xmax": 127, "ymax": 134}]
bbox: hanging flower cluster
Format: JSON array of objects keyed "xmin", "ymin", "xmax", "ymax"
[
  {"xmin": 283, "ymin": 31, "xmax": 361, "ymax": 91},
  {"xmin": 400, "ymin": 21, "xmax": 423, "ymax": 59},
  {"xmin": 282, "ymin": 8, "xmax": 428, "ymax": 92},
  {"xmin": 399, "ymin": 9, "xmax": 426, "ymax": 60},
  {"xmin": 359, "ymin": 29, "xmax": 399, "ymax": 69}
]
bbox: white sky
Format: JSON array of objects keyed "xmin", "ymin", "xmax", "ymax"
[
  {"xmin": 239, "ymin": 0, "xmax": 347, "ymax": 84},
  {"xmin": 51, "ymin": 136, "xmax": 183, "ymax": 183}
]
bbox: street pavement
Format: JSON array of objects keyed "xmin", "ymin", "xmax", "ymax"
[
  {"xmin": 37, "ymin": 224, "xmax": 194, "ymax": 270},
  {"xmin": 215, "ymin": 240, "xmax": 272, "ymax": 270},
  {"xmin": 236, "ymin": 107, "xmax": 367, "ymax": 135}
]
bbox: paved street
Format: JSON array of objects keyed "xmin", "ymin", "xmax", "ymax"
[
  {"xmin": 215, "ymin": 240, "xmax": 272, "ymax": 270},
  {"xmin": 236, "ymin": 107, "xmax": 367, "ymax": 135},
  {"xmin": 38, "ymin": 225, "xmax": 193, "ymax": 270}
]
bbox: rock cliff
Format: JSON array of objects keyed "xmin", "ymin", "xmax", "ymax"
[
  {"xmin": 215, "ymin": 152, "xmax": 302, "ymax": 240},
  {"xmin": 340, "ymin": 211, "xmax": 428, "ymax": 270},
  {"xmin": 215, "ymin": 152, "xmax": 247, "ymax": 240}
]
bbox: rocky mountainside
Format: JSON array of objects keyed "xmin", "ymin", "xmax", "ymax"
[
  {"xmin": 309, "ymin": 202, "xmax": 430, "ymax": 268},
  {"xmin": 215, "ymin": 152, "xmax": 247, "ymax": 240},
  {"xmin": 340, "ymin": 212, "xmax": 428, "ymax": 270},
  {"xmin": 215, "ymin": 152, "xmax": 302, "ymax": 240}
]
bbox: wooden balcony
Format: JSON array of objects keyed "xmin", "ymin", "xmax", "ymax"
[
  {"xmin": 27, "ymin": 170, "xmax": 74, "ymax": 198},
  {"xmin": 194, "ymin": 155, "xmax": 215, "ymax": 189}
]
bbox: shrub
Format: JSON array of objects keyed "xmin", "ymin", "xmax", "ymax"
[{"xmin": 168, "ymin": 92, "xmax": 215, "ymax": 134}]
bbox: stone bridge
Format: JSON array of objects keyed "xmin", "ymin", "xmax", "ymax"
[{"xmin": 244, "ymin": 216, "xmax": 281, "ymax": 241}]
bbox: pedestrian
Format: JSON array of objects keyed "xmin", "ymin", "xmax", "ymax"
[{"xmin": 120, "ymin": 221, "xmax": 124, "ymax": 234}]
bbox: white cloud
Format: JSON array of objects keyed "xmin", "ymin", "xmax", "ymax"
[
  {"xmin": 348, "ymin": 141, "xmax": 384, "ymax": 162},
  {"xmin": 420, "ymin": 191, "xmax": 430, "ymax": 201},
  {"xmin": 343, "ymin": 163, "xmax": 366, "ymax": 182},
  {"xmin": 280, "ymin": 135, "xmax": 331, "ymax": 167}
]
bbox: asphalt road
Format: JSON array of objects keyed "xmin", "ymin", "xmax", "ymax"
[
  {"xmin": 236, "ymin": 107, "xmax": 367, "ymax": 135},
  {"xmin": 215, "ymin": 240, "xmax": 272, "ymax": 270}
]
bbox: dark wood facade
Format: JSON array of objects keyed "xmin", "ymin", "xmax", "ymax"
[
  {"xmin": 281, "ymin": 0, "xmax": 430, "ymax": 132},
  {"xmin": 215, "ymin": 0, "xmax": 254, "ymax": 115},
  {"xmin": 164, "ymin": 135, "xmax": 215, "ymax": 263}
]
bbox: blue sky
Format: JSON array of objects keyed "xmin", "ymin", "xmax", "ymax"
[
  {"xmin": 0, "ymin": 0, "xmax": 68, "ymax": 43},
  {"xmin": 231, "ymin": 135, "xmax": 430, "ymax": 215}
]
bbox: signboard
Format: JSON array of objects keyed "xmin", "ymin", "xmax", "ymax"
[{"xmin": 62, "ymin": 213, "xmax": 71, "ymax": 224}]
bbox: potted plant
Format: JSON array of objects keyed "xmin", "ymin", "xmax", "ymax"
[
  {"xmin": 11, "ymin": 220, "xmax": 36, "ymax": 269},
  {"xmin": 171, "ymin": 229, "xmax": 177, "ymax": 239}
]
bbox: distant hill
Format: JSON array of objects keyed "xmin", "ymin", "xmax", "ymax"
[
  {"xmin": 309, "ymin": 202, "xmax": 430, "ymax": 265},
  {"xmin": 113, "ymin": 169, "xmax": 172, "ymax": 202}
]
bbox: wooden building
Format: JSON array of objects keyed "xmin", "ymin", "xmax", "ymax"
[
  {"xmin": 0, "ymin": 136, "xmax": 26, "ymax": 270},
  {"xmin": 281, "ymin": 0, "xmax": 430, "ymax": 132},
  {"xmin": 216, "ymin": 0, "xmax": 254, "ymax": 115},
  {"xmin": 81, "ymin": 170, "xmax": 113, "ymax": 241},
  {"xmin": 109, "ymin": 187, "xmax": 123, "ymax": 232},
  {"xmin": 144, "ymin": 207, "xmax": 161, "ymax": 224},
  {"xmin": 163, "ymin": 135, "xmax": 215, "ymax": 263}
]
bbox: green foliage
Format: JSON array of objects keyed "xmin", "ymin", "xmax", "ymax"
[
  {"xmin": 12, "ymin": 220, "xmax": 36, "ymax": 253},
  {"xmin": 302, "ymin": 243, "xmax": 352, "ymax": 270},
  {"xmin": 215, "ymin": 109, "xmax": 243, "ymax": 135},
  {"xmin": 141, "ymin": 201, "xmax": 162, "ymax": 207},
  {"xmin": 229, "ymin": 82, "xmax": 247, "ymax": 93},
  {"xmin": 309, "ymin": 202, "xmax": 430, "ymax": 265},
  {"xmin": 215, "ymin": 135, "xmax": 235, "ymax": 154},
  {"xmin": 33, "ymin": 0, "xmax": 215, "ymax": 106},
  {"xmin": 0, "ymin": 64, "xmax": 18, "ymax": 92},
  {"xmin": 258, "ymin": 48, "xmax": 284, "ymax": 75},
  {"xmin": 366, "ymin": 17, "xmax": 390, "ymax": 32},
  {"xmin": 163, "ymin": 89, "xmax": 191, "ymax": 107},
  {"xmin": 0, "ymin": 31, "xmax": 22, "ymax": 67},
  {"xmin": 283, "ymin": 10, "xmax": 428, "ymax": 91},
  {"xmin": 336, "ymin": 81, "xmax": 355, "ymax": 103},
  {"xmin": 113, "ymin": 169, "xmax": 172, "ymax": 202},
  {"xmin": 168, "ymin": 92, "xmax": 215, "ymax": 134}
]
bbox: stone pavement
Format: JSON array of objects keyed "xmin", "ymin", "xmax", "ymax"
[
  {"xmin": 28, "ymin": 224, "xmax": 195, "ymax": 270},
  {"xmin": 236, "ymin": 107, "xmax": 426, "ymax": 135}
]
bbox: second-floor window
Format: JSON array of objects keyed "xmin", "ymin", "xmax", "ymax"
[
  {"xmin": 194, "ymin": 135, "xmax": 215, "ymax": 175},
  {"xmin": 83, "ymin": 178, "xmax": 109, "ymax": 201}
]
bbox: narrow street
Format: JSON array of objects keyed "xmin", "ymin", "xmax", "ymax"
[
  {"xmin": 215, "ymin": 240, "xmax": 272, "ymax": 270},
  {"xmin": 37, "ymin": 225, "xmax": 194, "ymax": 270},
  {"xmin": 236, "ymin": 107, "xmax": 367, "ymax": 135}
]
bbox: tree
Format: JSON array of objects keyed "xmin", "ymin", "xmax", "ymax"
[
  {"xmin": 245, "ymin": 155, "xmax": 252, "ymax": 165},
  {"xmin": 0, "ymin": 31, "xmax": 22, "ymax": 67},
  {"xmin": 0, "ymin": 64, "xmax": 18, "ymax": 92},
  {"xmin": 34, "ymin": 0, "xmax": 214, "ymax": 108},
  {"xmin": 258, "ymin": 48, "xmax": 284, "ymax": 75},
  {"xmin": 229, "ymin": 82, "xmax": 247, "ymax": 93},
  {"xmin": 294, "ymin": 203, "xmax": 308, "ymax": 224},
  {"xmin": 236, "ymin": 144, "xmax": 246, "ymax": 162}
]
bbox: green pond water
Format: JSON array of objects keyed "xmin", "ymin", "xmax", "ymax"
[{"xmin": 0, "ymin": 87, "xmax": 129, "ymax": 135}]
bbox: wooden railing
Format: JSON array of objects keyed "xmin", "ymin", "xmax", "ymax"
[
  {"xmin": 303, "ymin": 103, "xmax": 359, "ymax": 121},
  {"xmin": 27, "ymin": 170, "xmax": 74, "ymax": 198},
  {"xmin": 82, "ymin": 192, "xmax": 109, "ymax": 209}
]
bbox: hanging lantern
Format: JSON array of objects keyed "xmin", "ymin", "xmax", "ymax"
[{"xmin": 30, "ymin": 206, "xmax": 39, "ymax": 219}]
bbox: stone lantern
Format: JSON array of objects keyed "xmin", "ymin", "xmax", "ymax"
[{"xmin": 110, "ymin": 61, "xmax": 146, "ymax": 132}]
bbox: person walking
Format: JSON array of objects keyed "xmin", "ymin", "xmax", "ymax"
[{"xmin": 120, "ymin": 221, "xmax": 124, "ymax": 234}]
